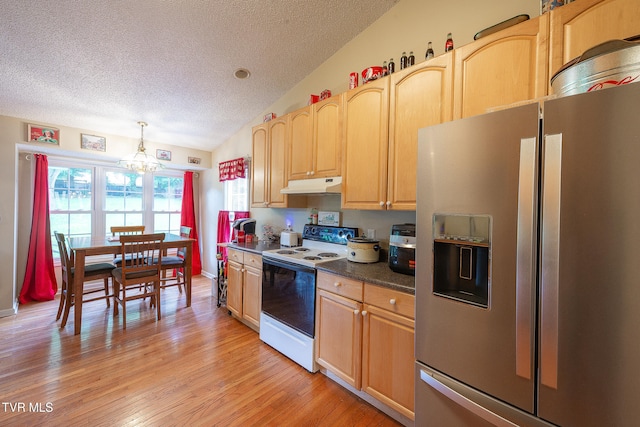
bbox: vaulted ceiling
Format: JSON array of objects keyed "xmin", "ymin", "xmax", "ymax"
[{"xmin": 0, "ymin": 0, "xmax": 398, "ymax": 151}]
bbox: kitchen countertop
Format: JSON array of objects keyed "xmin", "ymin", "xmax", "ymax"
[
  {"xmin": 316, "ymin": 259, "xmax": 415, "ymax": 295},
  {"xmin": 228, "ymin": 241, "xmax": 415, "ymax": 295},
  {"xmin": 226, "ymin": 240, "xmax": 279, "ymax": 254}
]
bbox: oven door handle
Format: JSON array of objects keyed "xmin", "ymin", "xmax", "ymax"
[{"xmin": 262, "ymin": 256, "xmax": 317, "ymax": 274}]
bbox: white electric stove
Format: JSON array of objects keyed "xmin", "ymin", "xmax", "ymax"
[{"xmin": 260, "ymin": 225, "xmax": 358, "ymax": 372}]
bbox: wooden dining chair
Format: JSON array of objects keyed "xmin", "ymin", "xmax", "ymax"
[
  {"xmin": 110, "ymin": 225, "xmax": 145, "ymax": 266},
  {"xmin": 55, "ymin": 232, "xmax": 116, "ymax": 328},
  {"xmin": 111, "ymin": 233, "xmax": 165, "ymax": 329},
  {"xmin": 152, "ymin": 226, "xmax": 191, "ymax": 294}
]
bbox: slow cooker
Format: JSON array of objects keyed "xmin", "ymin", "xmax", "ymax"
[{"xmin": 347, "ymin": 237, "xmax": 380, "ymax": 263}]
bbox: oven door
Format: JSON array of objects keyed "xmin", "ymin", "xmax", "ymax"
[{"xmin": 262, "ymin": 257, "xmax": 316, "ymax": 338}]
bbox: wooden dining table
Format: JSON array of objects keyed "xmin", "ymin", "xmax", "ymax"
[{"xmin": 68, "ymin": 233, "xmax": 194, "ymax": 335}]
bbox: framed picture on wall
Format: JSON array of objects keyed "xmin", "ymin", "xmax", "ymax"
[
  {"xmin": 156, "ymin": 149, "xmax": 172, "ymax": 161},
  {"xmin": 27, "ymin": 124, "xmax": 59, "ymax": 145},
  {"xmin": 81, "ymin": 133, "xmax": 106, "ymax": 152},
  {"xmin": 188, "ymin": 156, "xmax": 201, "ymax": 165}
]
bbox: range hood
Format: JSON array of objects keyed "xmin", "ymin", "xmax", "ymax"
[{"xmin": 280, "ymin": 176, "xmax": 342, "ymax": 195}]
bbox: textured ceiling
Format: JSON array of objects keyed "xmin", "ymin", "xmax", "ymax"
[{"xmin": 0, "ymin": 0, "xmax": 398, "ymax": 151}]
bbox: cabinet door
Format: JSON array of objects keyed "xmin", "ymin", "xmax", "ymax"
[
  {"xmin": 315, "ymin": 289, "xmax": 362, "ymax": 388},
  {"xmin": 242, "ymin": 265, "xmax": 261, "ymax": 329},
  {"xmin": 268, "ymin": 117, "xmax": 289, "ymax": 208},
  {"xmin": 251, "ymin": 124, "xmax": 268, "ymax": 208},
  {"xmin": 313, "ymin": 94, "xmax": 342, "ymax": 178},
  {"xmin": 453, "ymin": 14, "xmax": 549, "ymax": 119},
  {"xmin": 227, "ymin": 260, "xmax": 243, "ymax": 317},
  {"xmin": 388, "ymin": 53, "xmax": 453, "ymax": 211},
  {"xmin": 549, "ymin": 0, "xmax": 640, "ymax": 86},
  {"xmin": 342, "ymin": 78, "xmax": 390, "ymax": 210},
  {"xmin": 362, "ymin": 304, "xmax": 415, "ymax": 420},
  {"xmin": 288, "ymin": 107, "xmax": 313, "ymax": 180}
]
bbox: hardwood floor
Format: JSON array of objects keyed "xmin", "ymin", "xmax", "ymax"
[{"xmin": 0, "ymin": 276, "xmax": 401, "ymax": 426}]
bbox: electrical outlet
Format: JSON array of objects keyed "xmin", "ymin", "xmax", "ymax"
[{"xmin": 367, "ymin": 229, "xmax": 375, "ymax": 239}]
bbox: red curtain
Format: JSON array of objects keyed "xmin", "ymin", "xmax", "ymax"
[
  {"xmin": 181, "ymin": 171, "xmax": 202, "ymax": 275},
  {"xmin": 19, "ymin": 154, "xmax": 57, "ymax": 303},
  {"xmin": 216, "ymin": 210, "xmax": 250, "ymax": 261},
  {"xmin": 219, "ymin": 157, "xmax": 246, "ymax": 182}
]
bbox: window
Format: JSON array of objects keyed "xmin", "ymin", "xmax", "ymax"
[
  {"xmin": 48, "ymin": 159, "xmax": 184, "ymax": 259},
  {"xmin": 224, "ymin": 176, "xmax": 248, "ymax": 211},
  {"xmin": 49, "ymin": 165, "xmax": 93, "ymax": 258},
  {"xmin": 104, "ymin": 169, "xmax": 144, "ymax": 235},
  {"xmin": 153, "ymin": 175, "xmax": 183, "ymax": 235}
]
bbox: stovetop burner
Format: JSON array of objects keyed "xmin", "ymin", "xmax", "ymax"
[{"xmin": 262, "ymin": 224, "xmax": 359, "ymax": 268}]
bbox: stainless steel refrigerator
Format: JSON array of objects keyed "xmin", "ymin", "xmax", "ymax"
[{"xmin": 415, "ymin": 83, "xmax": 640, "ymax": 427}]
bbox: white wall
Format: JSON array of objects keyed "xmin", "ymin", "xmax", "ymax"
[{"xmin": 204, "ymin": 0, "xmax": 540, "ymax": 275}]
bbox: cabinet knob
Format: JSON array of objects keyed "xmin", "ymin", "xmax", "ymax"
[
  {"xmin": 379, "ymin": 201, "xmax": 385, "ymax": 207},
  {"xmin": 389, "ymin": 298, "xmax": 396, "ymax": 305},
  {"xmin": 353, "ymin": 309, "xmax": 360, "ymax": 315},
  {"xmin": 386, "ymin": 201, "xmax": 391, "ymax": 207},
  {"xmin": 263, "ymin": 202, "xmax": 268, "ymax": 206},
  {"xmin": 310, "ymin": 171, "xmax": 315, "ymax": 175},
  {"xmin": 362, "ymin": 310, "xmax": 368, "ymax": 316},
  {"xmin": 306, "ymin": 171, "xmax": 311, "ymax": 176},
  {"xmin": 334, "ymin": 282, "xmax": 342, "ymax": 287}
]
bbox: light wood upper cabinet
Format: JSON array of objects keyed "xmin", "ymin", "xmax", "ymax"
[
  {"xmin": 453, "ymin": 14, "xmax": 549, "ymax": 119},
  {"xmin": 267, "ymin": 117, "xmax": 288, "ymax": 208},
  {"xmin": 388, "ymin": 53, "xmax": 453, "ymax": 211},
  {"xmin": 548, "ymin": 0, "xmax": 640, "ymax": 89},
  {"xmin": 288, "ymin": 106, "xmax": 313, "ymax": 180},
  {"xmin": 342, "ymin": 78, "xmax": 390, "ymax": 210},
  {"xmin": 251, "ymin": 124, "xmax": 268, "ymax": 208},
  {"xmin": 288, "ymin": 95, "xmax": 343, "ymax": 181},
  {"xmin": 313, "ymin": 94, "xmax": 342, "ymax": 178},
  {"xmin": 252, "ymin": 117, "xmax": 305, "ymax": 208}
]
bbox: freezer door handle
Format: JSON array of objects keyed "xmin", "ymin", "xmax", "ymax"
[
  {"xmin": 420, "ymin": 369, "xmax": 519, "ymax": 427},
  {"xmin": 540, "ymin": 133, "xmax": 562, "ymax": 390},
  {"xmin": 516, "ymin": 137, "xmax": 537, "ymax": 380}
]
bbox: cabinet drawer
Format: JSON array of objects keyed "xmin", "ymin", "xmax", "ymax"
[
  {"xmin": 244, "ymin": 252, "xmax": 262, "ymax": 270},
  {"xmin": 317, "ymin": 271, "xmax": 363, "ymax": 301},
  {"xmin": 227, "ymin": 248, "xmax": 244, "ymax": 264},
  {"xmin": 364, "ymin": 284, "xmax": 415, "ymax": 319}
]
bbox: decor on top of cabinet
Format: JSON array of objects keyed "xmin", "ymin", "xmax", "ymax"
[
  {"xmin": 263, "ymin": 113, "xmax": 277, "ymax": 122},
  {"xmin": 542, "ymin": 0, "xmax": 573, "ymax": 13},
  {"xmin": 362, "ymin": 66, "xmax": 384, "ymax": 83}
]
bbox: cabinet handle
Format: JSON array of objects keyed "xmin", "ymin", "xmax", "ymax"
[
  {"xmin": 379, "ymin": 201, "xmax": 385, "ymax": 207},
  {"xmin": 334, "ymin": 282, "xmax": 342, "ymax": 287},
  {"xmin": 353, "ymin": 309, "xmax": 359, "ymax": 315},
  {"xmin": 310, "ymin": 171, "xmax": 315, "ymax": 175},
  {"xmin": 306, "ymin": 171, "xmax": 311, "ymax": 176},
  {"xmin": 361, "ymin": 310, "xmax": 368, "ymax": 316},
  {"xmin": 386, "ymin": 201, "xmax": 391, "ymax": 207},
  {"xmin": 389, "ymin": 298, "xmax": 396, "ymax": 305}
]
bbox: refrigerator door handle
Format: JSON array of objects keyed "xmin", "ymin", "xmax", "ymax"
[
  {"xmin": 420, "ymin": 369, "xmax": 519, "ymax": 427},
  {"xmin": 540, "ymin": 133, "xmax": 562, "ymax": 390},
  {"xmin": 516, "ymin": 137, "xmax": 537, "ymax": 380}
]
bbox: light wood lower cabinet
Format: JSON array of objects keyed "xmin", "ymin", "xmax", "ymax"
[
  {"xmin": 226, "ymin": 248, "xmax": 262, "ymax": 330},
  {"xmin": 315, "ymin": 271, "xmax": 415, "ymax": 420}
]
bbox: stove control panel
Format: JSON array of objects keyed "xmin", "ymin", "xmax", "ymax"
[{"xmin": 302, "ymin": 225, "xmax": 358, "ymax": 245}]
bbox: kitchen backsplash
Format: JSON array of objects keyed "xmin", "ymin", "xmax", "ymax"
[{"xmin": 249, "ymin": 195, "xmax": 416, "ymax": 248}]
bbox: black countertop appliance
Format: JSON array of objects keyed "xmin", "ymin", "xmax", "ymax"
[{"xmin": 389, "ymin": 223, "xmax": 416, "ymax": 275}]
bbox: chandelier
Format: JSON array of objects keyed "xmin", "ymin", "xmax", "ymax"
[{"xmin": 117, "ymin": 121, "xmax": 165, "ymax": 174}]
